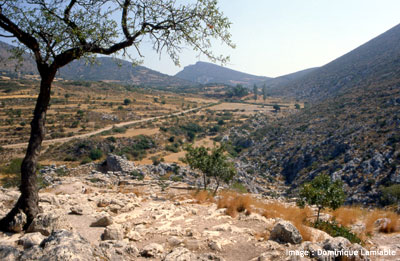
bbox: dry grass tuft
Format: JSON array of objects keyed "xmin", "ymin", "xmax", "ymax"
[
  {"xmin": 217, "ymin": 190, "xmax": 254, "ymax": 218},
  {"xmin": 364, "ymin": 209, "xmax": 400, "ymax": 235},
  {"xmin": 332, "ymin": 206, "xmax": 365, "ymax": 227},
  {"xmin": 216, "ymin": 190, "xmax": 312, "ymax": 240},
  {"xmin": 191, "ymin": 190, "xmax": 215, "ymax": 204}
]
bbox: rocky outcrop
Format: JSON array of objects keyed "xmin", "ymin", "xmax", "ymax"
[
  {"xmin": 105, "ymin": 154, "xmax": 136, "ymax": 173},
  {"xmin": 269, "ymin": 221, "xmax": 303, "ymax": 244}
]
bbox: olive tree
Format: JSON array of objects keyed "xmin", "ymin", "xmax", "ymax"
[
  {"xmin": 184, "ymin": 144, "xmax": 236, "ymax": 194},
  {"xmin": 0, "ymin": 0, "xmax": 234, "ymax": 232},
  {"xmin": 297, "ymin": 174, "xmax": 346, "ymax": 223}
]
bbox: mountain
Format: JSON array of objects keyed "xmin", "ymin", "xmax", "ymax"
[
  {"xmin": 175, "ymin": 61, "xmax": 271, "ymax": 86},
  {"xmin": 0, "ymin": 41, "xmax": 194, "ymax": 88},
  {"xmin": 270, "ymin": 23, "xmax": 400, "ymax": 101},
  {"xmin": 59, "ymin": 57, "xmax": 194, "ymax": 87},
  {"xmin": 230, "ymin": 24, "xmax": 400, "ymax": 206},
  {"xmin": 0, "ymin": 42, "xmax": 37, "ymax": 77}
]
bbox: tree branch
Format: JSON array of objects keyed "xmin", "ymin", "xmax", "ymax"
[{"xmin": 0, "ymin": 7, "xmax": 42, "ymax": 64}]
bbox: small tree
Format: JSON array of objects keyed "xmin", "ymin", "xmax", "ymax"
[
  {"xmin": 262, "ymin": 83, "xmax": 267, "ymax": 101},
  {"xmin": 297, "ymin": 174, "xmax": 345, "ymax": 223},
  {"xmin": 273, "ymin": 104, "xmax": 281, "ymax": 112},
  {"xmin": 184, "ymin": 144, "xmax": 236, "ymax": 194},
  {"xmin": 123, "ymin": 98, "xmax": 131, "ymax": 106},
  {"xmin": 253, "ymin": 84, "xmax": 258, "ymax": 100}
]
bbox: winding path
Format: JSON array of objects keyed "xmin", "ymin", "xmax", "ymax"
[{"xmin": 3, "ymin": 104, "xmax": 214, "ymax": 149}]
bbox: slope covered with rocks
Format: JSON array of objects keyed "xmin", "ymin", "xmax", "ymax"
[{"xmin": 0, "ymin": 157, "xmax": 398, "ymax": 260}]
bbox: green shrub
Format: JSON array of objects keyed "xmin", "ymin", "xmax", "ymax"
[
  {"xmin": 123, "ymin": 98, "xmax": 131, "ymax": 105},
  {"xmin": 89, "ymin": 148, "xmax": 103, "ymax": 160},
  {"xmin": 80, "ymin": 157, "xmax": 92, "ymax": 164},
  {"xmin": 380, "ymin": 184, "xmax": 400, "ymax": 206},
  {"xmin": 106, "ymin": 136, "xmax": 117, "ymax": 142},
  {"xmin": 130, "ymin": 170, "xmax": 144, "ymax": 180},
  {"xmin": 314, "ymin": 220, "xmax": 361, "ymax": 244},
  {"xmin": 231, "ymin": 181, "xmax": 248, "ymax": 193},
  {"xmin": 165, "ymin": 143, "xmax": 180, "ymax": 153}
]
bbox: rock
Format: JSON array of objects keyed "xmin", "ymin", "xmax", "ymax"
[
  {"xmin": 126, "ymin": 230, "xmax": 142, "ymax": 241},
  {"xmin": 323, "ymin": 236, "xmax": 351, "ymax": 252},
  {"xmin": 99, "ymin": 240, "xmax": 138, "ymax": 260},
  {"xmin": 8, "ymin": 209, "xmax": 27, "ymax": 233},
  {"xmin": 0, "ymin": 245, "xmax": 21, "ymax": 261},
  {"xmin": 17, "ymin": 232, "xmax": 45, "ymax": 249},
  {"xmin": 105, "ymin": 154, "xmax": 136, "ymax": 173},
  {"xmin": 101, "ymin": 224, "xmax": 124, "ymax": 240},
  {"xmin": 69, "ymin": 206, "xmax": 83, "ymax": 215},
  {"xmin": 269, "ymin": 221, "xmax": 303, "ymax": 244},
  {"xmin": 163, "ymin": 247, "xmax": 197, "ymax": 261},
  {"xmin": 19, "ymin": 230, "xmax": 101, "ymax": 260},
  {"xmin": 27, "ymin": 213, "xmax": 65, "ymax": 236},
  {"xmin": 90, "ymin": 213, "xmax": 113, "ymax": 227},
  {"xmin": 140, "ymin": 243, "xmax": 164, "ymax": 257},
  {"xmin": 197, "ymin": 253, "xmax": 225, "ymax": 261},
  {"xmin": 168, "ymin": 236, "xmax": 183, "ymax": 247},
  {"xmin": 209, "ymin": 240, "xmax": 222, "ymax": 251}
]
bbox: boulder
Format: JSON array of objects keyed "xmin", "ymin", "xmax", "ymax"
[
  {"xmin": 8, "ymin": 209, "xmax": 27, "ymax": 233},
  {"xmin": 105, "ymin": 154, "xmax": 136, "ymax": 173},
  {"xmin": 19, "ymin": 230, "xmax": 101, "ymax": 261},
  {"xmin": 27, "ymin": 213, "xmax": 66, "ymax": 236},
  {"xmin": 163, "ymin": 247, "xmax": 197, "ymax": 261},
  {"xmin": 101, "ymin": 224, "xmax": 124, "ymax": 240},
  {"xmin": 90, "ymin": 213, "xmax": 113, "ymax": 227},
  {"xmin": 17, "ymin": 232, "xmax": 45, "ymax": 249},
  {"xmin": 269, "ymin": 221, "xmax": 303, "ymax": 244},
  {"xmin": 140, "ymin": 243, "xmax": 164, "ymax": 257},
  {"xmin": 0, "ymin": 245, "xmax": 21, "ymax": 261}
]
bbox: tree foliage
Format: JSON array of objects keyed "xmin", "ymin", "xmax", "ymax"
[
  {"xmin": 0, "ymin": 0, "xmax": 235, "ymax": 68},
  {"xmin": 226, "ymin": 84, "xmax": 248, "ymax": 98},
  {"xmin": 253, "ymin": 84, "xmax": 258, "ymax": 100},
  {"xmin": 262, "ymin": 83, "xmax": 267, "ymax": 101},
  {"xmin": 297, "ymin": 174, "xmax": 345, "ymax": 222},
  {"xmin": 184, "ymin": 144, "xmax": 236, "ymax": 194}
]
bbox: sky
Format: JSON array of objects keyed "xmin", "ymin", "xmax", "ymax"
[{"xmin": 138, "ymin": 0, "xmax": 400, "ymax": 77}]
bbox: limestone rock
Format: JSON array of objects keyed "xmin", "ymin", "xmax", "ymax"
[
  {"xmin": 90, "ymin": 213, "xmax": 113, "ymax": 227},
  {"xmin": 69, "ymin": 206, "xmax": 83, "ymax": 215},
  {"xmin": 269, "ymin": 221, "xmax": 302, "ymax": 244},
  {"xmin": 101, "ymin": 224, "xmax": 124, "ymax": 240},
  {"xmin": 105, "ymin": 154, "xmax": 136, "ymax": 173},
  {"xmin": 0, "ymin": 245, "xmax": 21, "ymax": 261},
  {"xmin": 17, "ymin": 232, "xmax": 45, "ymax": 249},
  {"xmin": 27, "ymin": 213, "xmax": 66, "ymax": 236},
  {"xmin": 140, "ymin": 243, "xmax": 164, "ymax": 257},
  {"xmin": 8, "ymin": 209, "xmax": 27, "ymax": 233},
  {"xmin": 19, "ymin": 230, "xmax": 101, "ymax": 261},
  {"xmin": 163, "ymin": 247, "xmax": 197, "ymax": 261},
  {"xmin": 99, "ymin": 240, "xmax": 139, "ymax": 260}
]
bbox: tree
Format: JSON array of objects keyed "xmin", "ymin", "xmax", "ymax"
[
  {"xmin": 273, "ymin": 104, "xmax": 281, "ymax": 112},
  {"xmin": 297, "ymin": 174, "xmax": 345, "ymax": 223},
  {"xmin": 262, "ymin": 83, "xmax": 267, "ymax": 101},
  {"xmin": 253, "ymin": 84, "xmax": 258, "ymax": 100},
  {"xmin": 123, "ymin": 98, "xmax": 131, "ymax": 106},
  {"xmin": 184, "ymin": 144, "xmax": 236, "ymax": 194},
  {"xmin": 0, "ymin": 0, "xmax": 234, "ymax": 232}
]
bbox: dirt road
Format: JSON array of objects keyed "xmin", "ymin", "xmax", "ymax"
[{"xmin": 3, "ymin": 104, "xmax": 214, "ymax": 149}]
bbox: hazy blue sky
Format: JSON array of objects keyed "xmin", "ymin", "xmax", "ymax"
[{"xmin": 139, "ymin": 0, "xmax": 400, "ymax": 77}]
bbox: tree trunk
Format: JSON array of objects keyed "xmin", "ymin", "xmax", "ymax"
[{"xmin": 0, "ymin": 70, "xmax": 55, "ymax": 232}]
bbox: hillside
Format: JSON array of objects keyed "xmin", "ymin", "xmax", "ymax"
[
  {"xmin": 0, "ymin": 42, "xmax": 37, "ymax": 77},
  {"xmin": 0, "ymin": 42, "xmax": 194, "ymax": 88},
  {"xmin": 175, "ymin": 61, "xmax": 271, "ymax": 86},
  {"xmin": 269, "ymin": 23, "xmax": 400, "ymax": 101},
  {"xmin": 228, "ymin": 24, "xmax": 400, "ymax": 206},
  {"xmin": 59, "ymin": 57, "xmax": 194, "ymax": 88}
]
